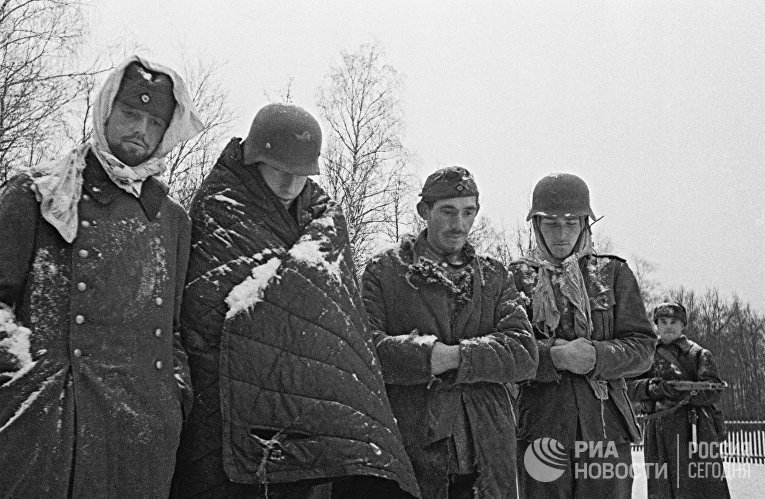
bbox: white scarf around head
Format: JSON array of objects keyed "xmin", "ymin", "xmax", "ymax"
[{"xmin": 30, "ymin": 55, "xmax": 204, "ymax": 243}]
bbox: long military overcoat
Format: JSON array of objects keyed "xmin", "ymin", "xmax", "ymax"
[{"xmin": 0, "ymin": 154, "xmax": 192, "ymax": 497}]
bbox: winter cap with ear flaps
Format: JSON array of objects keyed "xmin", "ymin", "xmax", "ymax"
[
  {"xmin": 114, "ymin": 62, "xmax": 176, "ymax": 123},
  {"xmin": 527, "ymin": 172, "xmax": 596, "ymax": 221},
  {"xmin": 419, "ymin": 166, "xmax": 479, "ymax": 202},
  {"xmin": 653, "ymin": 302, "xmax": 687, "ymax": 326},
  {"xmin": 243, "ymin": 103, "xmax": 322, "ymax": 176}
]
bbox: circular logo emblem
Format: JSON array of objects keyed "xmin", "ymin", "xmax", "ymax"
[
  {"xmin": 523, "ymin": 437, "xmax": 567, "ymax": 482},
  {"xmin": 141, "ymin": 94, "xmax": 151, "ymax": 103}
]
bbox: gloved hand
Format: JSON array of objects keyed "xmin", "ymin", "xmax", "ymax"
[{"xmin": 647, "ymin": 378, "xmax": 686, "ymax": 401}]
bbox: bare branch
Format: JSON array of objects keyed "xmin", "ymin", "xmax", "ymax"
[{"xmin": 315, "ymin": 42, "xmax": 416, "ymax": 272}]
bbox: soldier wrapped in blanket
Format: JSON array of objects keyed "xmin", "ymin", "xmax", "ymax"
[{"xmin": 171, "ymin": 103, "xmax": 420, "ymax": 498}]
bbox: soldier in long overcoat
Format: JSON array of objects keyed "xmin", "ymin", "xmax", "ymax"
[
  {"xmin": 0, "ymin": 56, "xmax": 203, "ymax": 497},
  {"xmin": 628, "ymin": 302, "xmax": 731, "ymax": 498}
]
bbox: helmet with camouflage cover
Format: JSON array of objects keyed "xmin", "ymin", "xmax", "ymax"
[
  {"xmin": 526, "ymin": 172, "xmax": 596, "ymax": 221},
  {"xmin": 243, "ymin": 103, "xmax": 322, "ymax": 175}
]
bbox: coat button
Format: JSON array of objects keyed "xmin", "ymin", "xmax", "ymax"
[
  {"xmin": 155, "ymin": 297, "xmax": 163, "ymax": 306},
  {"xmin": 80, "ymin": 220, "xmax": 91, "ymax": 228},
  {"xmin": 154, "ymin": 328, "xmax": 162, "ymax": 337},
  {"xmin": 82, "ymin": 194, "xmax": 91, "ymax": 201},
  {"xmin": 73, "ymin": 348, "xmax": 82, "ymax": 357},
  {"xmin": 75, "ymin": 315, "xmax": 85, "ymax": 324},
  {"xmin": 155, "ymin": 360, "xmax": 163, "ymax": 369},
  {"xmin": 77, "ymin": 282, "xmax": 87, "ymax": 291},
  {"xmin": 78, "ymin": 249, "xmax": 88, "ymax": 258}
]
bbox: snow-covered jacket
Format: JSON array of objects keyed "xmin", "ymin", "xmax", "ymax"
[
  {"xmin": 173, "ymin": 139, "xmax": 419, "ymax": 497},
  {"xmin": 362, "ymin": 234, "xmax": 538, "ymax": 498},
  {"xmin": 0, "ymin": 153, "xmax": 192, "ymax": 497}
]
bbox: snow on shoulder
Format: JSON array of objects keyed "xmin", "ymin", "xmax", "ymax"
[
  {"xmin": 288, "ymin": 215, "xmax": 344, "ymax": 283},
  {"xmin": 224, "ymin": 216, "xmax": 346, "ymax": 319},
  {"xmin": 225, "ymin": 250, "xmax": 282, "ymax": 319},
  {"xmin": 0, "ymin": 304, "xmax": 36, "ymax": 385},
  {"xmin": 213, "ymin": 192, "xmax": 244, "ymax": 208}
]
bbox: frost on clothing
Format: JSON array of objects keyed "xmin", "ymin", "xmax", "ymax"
[
  {"xmin": 0, "ymin": 305, "xmax": 36, "ymax": 385},
  {"xmin": 509, "ymin": 255, "xmax": 656, "ymax": 447},
  {"xmin": 223, "ymin": 224, "xmax": 345, "ymax": 320},
  {"xmin": 362, "ymin": 233, "xmax": 539, "ymax": 498},
  {"xmin": 0, "ymin": 155, "xmax": 193, "ymax": 498},
  {"xmin": 225, "ymin": 252, "xmax": 282, "ymax": 318},
  {"xmin": 173, "ymin": 138, "xmax": 419, "ymax": 498}
]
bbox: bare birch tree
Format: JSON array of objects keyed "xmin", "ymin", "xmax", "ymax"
[
  {"xmin": 0, "ymin": 0, "xmax": 104, "ymax": 181},
  {"xmin": 263, "ymin": 76, "xmax": 295, "ymax": 104},
  {"xmin": 163, "ymin": 53, "xmax": 236, "ymax": 208},
  {"xmin": 632, "ymin": 256, "xmax": 661, "ymax": 310},
  {"xmin": 316, "ymin": 42, "xmax": 416, "ymax": 270}
]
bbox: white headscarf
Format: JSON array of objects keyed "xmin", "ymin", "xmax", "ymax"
[{"xmin": 30, "ymin": 55, "xmax": 204, "ymax": 242}]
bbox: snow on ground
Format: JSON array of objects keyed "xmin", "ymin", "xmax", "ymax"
[{"xmin": 631, "ymin": 450, "xmax": 765, "ymax": 498}]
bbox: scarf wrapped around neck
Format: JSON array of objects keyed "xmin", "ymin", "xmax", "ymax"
[
  {"xmin": 528, "ymin": 218, "xmax": 612, "ymax": 412},
  {"xmin": 528, "ymin": 217, "xmax": 594, "ymax": 340},
  {"xmin": 29, "ymin": 55, "xmax": 204, "ymax": 243}
]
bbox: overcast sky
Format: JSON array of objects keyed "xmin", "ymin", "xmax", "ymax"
[{"xmin": 88, "ymin": 1, "xmax": 765, "ymax": 310}]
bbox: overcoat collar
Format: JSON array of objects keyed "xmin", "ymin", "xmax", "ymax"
[{"xmin": 82, "ymin": 151, "xmax": 166, "ymax": 221}]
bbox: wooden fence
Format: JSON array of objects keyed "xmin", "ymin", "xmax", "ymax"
[{"xmin": 631, "ymin": 420, "xmax": 765, "ymax": 464}]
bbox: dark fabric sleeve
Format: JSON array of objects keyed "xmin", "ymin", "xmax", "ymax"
[
  {"xmin": 627, "ymin": 372, "xmax": 654, "ymax": 402},
  {"xmin": 533, "ymin": 337, "xmax": 562, "ymax": 383},
  {"xmin": 361, "ymin": 260, "xmax": 435, "ymax": 386},
  {"xmin": 455, "ymin": 267, "xmax": 539, "ymax": 384},
  {"xmin": 172, "ymin": 208, "xmax": 194, "ymax": 419},
  {"xmin": 591, "ymin": 261, "xmax": 658, "ymax": 380},
  {"xmin": 0, "ymin": 175, "xmax": 38, "ymax": 310},
  {"xmin": 507, "ymin": 262, "xmax": 560, "ymax": 383},
  {"xmin": 688, "ymin": 348, "xmax": 724, "ymax": 406}
]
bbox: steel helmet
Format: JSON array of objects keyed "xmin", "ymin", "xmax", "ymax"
[
  {"xmin": 243, "ymin": 103, "xmax": 322, "ymax": 175},
  {"xmin": 526, "ymin": 172, "xmax": 596, "ymax": 221}
]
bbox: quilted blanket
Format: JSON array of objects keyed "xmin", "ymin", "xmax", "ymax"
[{"xmin": 175, "ymin": 139, "xmax": 419, "ymax": 496}]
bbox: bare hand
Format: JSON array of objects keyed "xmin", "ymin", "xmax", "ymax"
[
  {"xmin": 551, "ymin": 337, "xmax": 596, "ymax": 374},
  {"xmin": 431, "ymin": 342, "xmax": 461, "ymax": 375}
]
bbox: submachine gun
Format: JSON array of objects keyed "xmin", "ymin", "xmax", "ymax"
[
  {"xmin": 665, "ymin": 380, "xmax": 728, "ymax": 394},
  {"xmin": 665, "ymin": 381, "xmax": 728, "ymax": 448}
]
